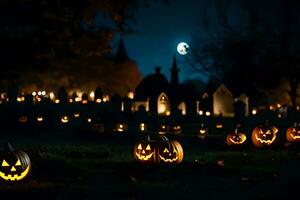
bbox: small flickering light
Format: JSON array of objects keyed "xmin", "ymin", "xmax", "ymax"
[
  {"xmin": 216, "ymin": 123, "xmax": 223, "ymax": 129},
  {"xmin": 69, "ymin": 99, "xmax": 73, "ymax": 103},
  {"xmin": 74, "ymin": 113, "xmax": 80, "ymax": 118},
  {"xmin": 36, "ymin": 97, "xmax": 42, "ymax": 102},
  {"xmin": 166, "ymin": 111, "xmax": 171, "ymax": 116},
  {"xmin": 16, "ymin": 97, "xmax": 22, "ymax": 102},
  {"xmin": 82, "ymin": 99, "xmax": 88, "ymax": 104},
  {"xmin": 89, "ymin": 91, "xmax": 95, "ymax": 100},
  {"xmin": 103, "ymin": 95, "xmax": 109, "ymax": 102},
  {"xmin": 60, "ymin": 116, "xmax": 69, "ymax": 124},
  {"xmin": 278, "ymin": 113, "xmax": 282, "ymax": 118},
  {"xmin": 95, "ymin": 98, "xmax": 101, "ymax": 103},
  {"xmin": 199, "ymin": 110, "xmax": 203, "ymax": 115},
  {"xmin": 32, "ymin": 91, "xmax": 37, "ymax": 96},
  {"xmin": 205, "ymin": 111, "xmax": 211, "ymax": 116},
  {"xmin": 269, "ymin": 105, "xmax": 274, "ymax": 111},
  {"xmin": 297, "ymin": 106, "xmax": 300, "ymax": 111},
  {"xmin": 38, "ymin": 91, "xmax": 42, "ymax": 96},
  {"xmin": 75, "ymin": 97, "xmax": 81, "ymax": 102},
  {"xmin": 36, "ymin": 116, "xmax": 44, "ymax": 122},
  {"xmin": 277, "ymin": 103, "xmax": 281, "ymax": 108},
  {"xmin": 55, "ymin": 99, "xmax": 60, "ymax": 104},
  {"xmin": 49, "ymin": 92, "xmax": 55, "ymax": 100},
  {"xmin": 116, "ymin": 123, "xmax": 127, "ymax": 132},
  {"xmin": 87, "ymin": 118, "xmax": 92, "ymax": 123},
  {"xmin": 128, "ymin": 91, "xmax": 134, "ymax": 99},
  {"xmin": 252, "ymin": 109, "xmax": 257, "ymax": 115},
  {"xmin": 139, "ymin": 123, "xmax": 146, "ymax": 132}
]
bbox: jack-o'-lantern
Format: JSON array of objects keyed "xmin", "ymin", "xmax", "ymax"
[
  {"xmin": 36, "ymin": 116, "xmax": 44, "ymax": 123},
  {"xmin": 73, "ymin": 112, "xmax": 80, "ymax": 118},
  {"xmin": 172, "ymin": 124, "xmax": 182, "ymax": 134},
  {"xmin": 134, "ymin": 136, "xmax": 156, "ymax": 163},
  {"xmin": 226, "ymin": 126, "xmax": 247, "ymax": 146},
  {"xmin": 156, "ymin": 136, "xmax": 183, "ymax": 164},
  {"xmin": 158, "ymin": 124, "xmax": 169, "ymax": 135},
  {"xmin": 0, "ymin": 143, "xmax": 31, "ymax": 181},
  {"xmin": 133, "ymin": 136, "xmax": 184, "ymax": 164},
  {"xmin": 286, "ymin": 122, "xmax": 300, "ymax": 143},
  {"xmin": 18, "ymin": 116, "xmax": 28, "ymax": 123},
  {"xmin": 216, "ymin": 122, "xmax": 223, "ymax": 129},
  {"xmin": 252, "ymin": 122, "xmax": 278, "ymax": 148},
  {"xmin": 198, "ymin": 123, "xmax": 208, "ymax": 139},
  {"xmin": 60, "ymin": 116, "xmax": 69, "ymax": 124},
  {"xmin": 115, "ymin": 123, "xmax": 128, "ymax": 133}
]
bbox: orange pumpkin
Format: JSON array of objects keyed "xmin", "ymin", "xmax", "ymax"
[
  {"xmin": 286, "ymin": 122, "xmax": 300, "ymax": 143},
  {"xmin": 252, "ymin": 122, "xmax": 278, "ymax": 148},
  {"xmin": 226, "ymin": 126, "xmax": 247, "ymax": 146}
]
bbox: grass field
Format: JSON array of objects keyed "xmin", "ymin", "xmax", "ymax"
[{"xmin": 0, "ymin": 130, "xmax": 300, "ymax": 200}]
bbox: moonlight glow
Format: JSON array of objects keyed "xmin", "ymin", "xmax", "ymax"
[{"xmin": 177, "ymin": 42, "xmax": 189, "ymax": 55}]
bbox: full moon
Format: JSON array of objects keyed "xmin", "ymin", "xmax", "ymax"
[{"xmin": 177, "ymin": 42, "xmax": 189, "ymax": 55}]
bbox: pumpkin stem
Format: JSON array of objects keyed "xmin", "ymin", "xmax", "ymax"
[
  {"xmin": 146, "ymin": 135, "xmax": 151, "ymax": 141},
  {"xmin": 6, "ymin": 142, "xmax": 14, "ymax": 152},
  {"xmin": 160, "ymin": 135, "xmax": 169, "ymax": 142}
]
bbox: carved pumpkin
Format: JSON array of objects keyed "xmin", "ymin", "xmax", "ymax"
[
  {"xmin": 115, "ymin": 123, "xmax": 128, "ymax": 133},
  {"xmin": 172, "ymin": 124, "xmax": 182, "ymax": 134},
  {"xmin": 36, "ymin": 116, "xmax": 44, "ymax": 123},
  {"xmin": 198, "ymin": 123, "xmax": 208, "ymax": 139},
  {"xmin": 158, "ymin": 124, "xmax": 169, "ymax": 135},
  {"xmin": 60, "ymin": 116, "xmax": 69, "ymax": 124},
  {"xmin": 18, "ymin": 116, "xmax": 28, "ymax": 123},
  {"xmin": 286, "ymin": 122, "xmax": 300, "ymax": 143},
  {"xmin": 156, "ymin": 136, "xmax": 183, "ymax": 164},
  {"xmin": 226, "ymin": 126, "xmax": 247, "ymax": 146},
  {"xmin": 133, "ymin": 136, "xmax": 156, "ymax": 163},
  {"xmin": 133, "ymin": 136, "xmax": 184, "ymax": 164},
  {"xmin": 0, "ymin": 143, "xmax": 31, "ymax": 181},
  {"xmin": 252, "ymin": 122, "xmax": 278, "ymax": 148}
]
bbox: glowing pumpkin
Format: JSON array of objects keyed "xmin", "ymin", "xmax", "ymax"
[
  {"xmin": 226, "ymin": 127, "xmax": 247, "ymax": 146},
  {"xmin": 172, "ymin": 124, "xmax": 182, "ymax": 134},
  {"xmin": 0, "ymin": 143, "xmax": 31, "ymax": 182},
  {"xmin": 252, "ymin": 122, "xmax": 278, "ymax": 148},
  {"xmin": 134, "ymin": 136, "xmax": 156, "ymax": 163},
  {"xmin": 156, "ymin": 136, "xmax": 183, "ymax": 164},
  {"xmin": 115, "ymin": 123, "xmax": 128, "ymax": 133},
  {"xmin": 36, "ymin": 116, "xmax": 44, "ymax": 123},
  {"xmin": 158, "ymin": 124, "xmax": 169, "ymax": 135},
  {"xmin": 18, "ymin": 116, "xmax": 28, "ymax": 123},
  {"xmin": 60, "ymin": 116, "xmax": 69, "ymax": 124},
  {"xmin": 286, "ymin": 122, "xmax": 300, "ymax": 143},
  {"xmin": 134, "ymin": 136, "xmax": 184, "ymax": 164},
  {"xmin": 198, "ymin": 123, "xmax": 208, "ymax": 139}
]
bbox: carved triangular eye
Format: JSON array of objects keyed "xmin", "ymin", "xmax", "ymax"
[
  {"xmin": 137, "ymin": 144, "xmax": 142, "ymax": 150},
  {"xmin": 15, "ymin": 159, "xmax": 21, "ymax": 166},
  {"xmin": 173, "ymin": 149, "xmax": 177, "ymax": 153},
  {"xmin": 2, "ymin": 160, "xmax": 9, "ymax": 167},
  {"xmin": 266, "ymin": 130, "xmax": 271, "ymax": 135},
  {"xmin": 163, "ymin": 148, "xmax": 169, "ymax": 153},
  {"xmin": 146, "ymin": 145, "xmax": 151, "ymax": 150}
]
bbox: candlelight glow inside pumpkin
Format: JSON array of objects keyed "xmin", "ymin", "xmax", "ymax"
[
  {"xmin": 60, "ymin": 116, "xmax": 69, "ymax": 124},
  {"xmin": 286, "ymin": 122, "xmax": 300, "ymax": 142},
  {"xmin": 226, "ymin": 127, "xmax": 247, "ymax": 146},
  {"xmin": 252, "ymin": 122, "xmax": 278, "ymax": 148},
  {"xmin": 198, "ymin": 123, "xmax": 208, "ymax": 139},
  {"xmin": 18, "ymin": 116, "xmax": 28, "ymax": 123},
  {"xmin": 157, "ymin": 137, "xmax": 183, "ymax": 164}
]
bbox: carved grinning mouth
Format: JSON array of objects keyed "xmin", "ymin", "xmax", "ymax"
[
  {"xmin": 135, "ymin": 152, "xmax": 153, "ymax": 160},
  {"xmin": 159, "ymin": 155, "xmax": 178, "ymax": 162},
  {"xmin": 0, "ymin": 166, "xmax": 30, "ymax": 181},
  {"xmin": 255, "ymin": 134, "xmax": 276, "ymax": 145}
]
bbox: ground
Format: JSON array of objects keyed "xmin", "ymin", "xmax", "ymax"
[{"xmin": 0, "ymin": 130, "xmax": 300, "ymax": 200}]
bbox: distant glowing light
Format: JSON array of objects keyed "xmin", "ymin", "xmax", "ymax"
[
  {"xmin": 205, "ymin": 111, "xmax": 211, "ymax": 116},
  {"xmin": 199, "ymin": 110, "xmax": 203, "ymax": 115},
  {"xmin": 95, "ymin": 98, "xmax": 101, "ymax": 103},
  {"xmin": 32, "ymin": 92, "xmax": 37, "ymax": 96},
  {"xmin": 252, "ymin": 109, "xmax": 257, "ymax": 115},
  {"xmin": 177, "ymin": 42, "xmax": 189, "ymax": 55}
]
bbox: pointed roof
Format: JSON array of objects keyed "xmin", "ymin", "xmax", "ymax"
[{"xmin": 115, "ymin": 38, "xmax": 129, "ymax": 62}]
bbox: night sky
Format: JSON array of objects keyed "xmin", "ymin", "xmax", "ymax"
[{"xmin": 116, "ymin": 0, "xmax": 212, "ymax": 82}]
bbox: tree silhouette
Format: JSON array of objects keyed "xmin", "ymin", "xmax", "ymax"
[{"xmin": 191, "ymin": 0, "xmax": 300, "ymax": 107}]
